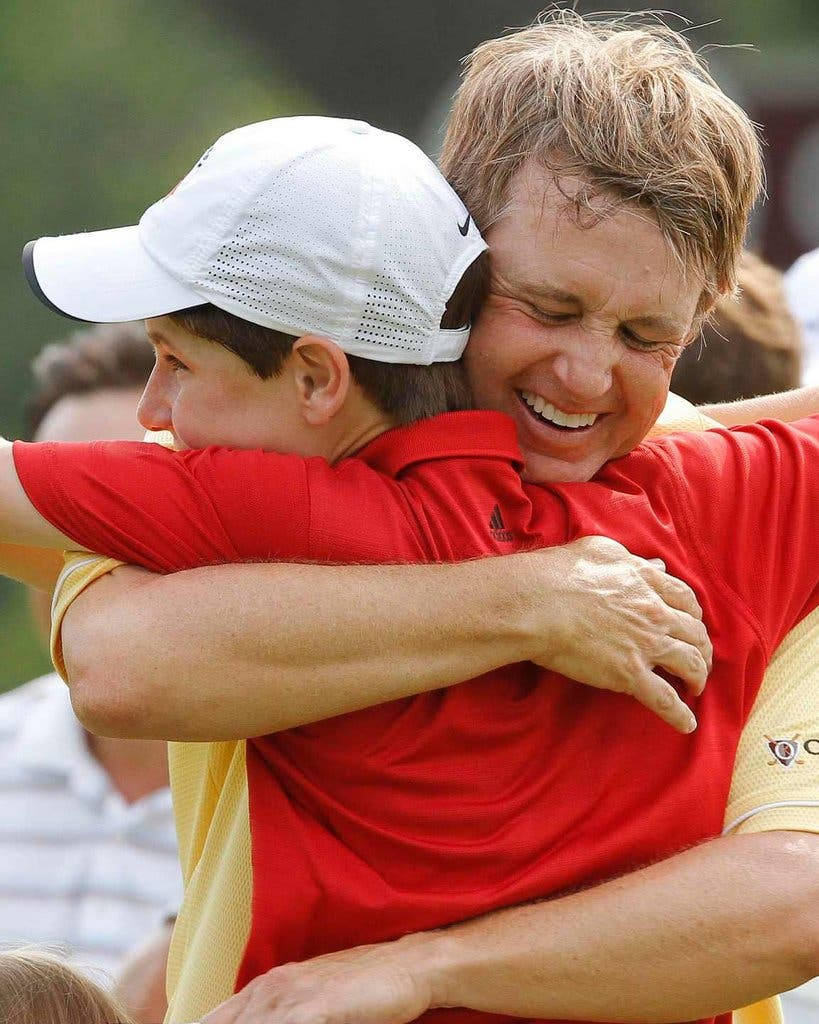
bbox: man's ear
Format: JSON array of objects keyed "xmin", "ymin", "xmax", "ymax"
[{"xmin": 291, "ymin": 335, "xmax": 351, "ymax": 426}]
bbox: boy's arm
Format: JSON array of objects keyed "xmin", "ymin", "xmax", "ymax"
[
  {"xmin": 0, "ymin": 441, "xmax": 88, "ymax": 552},
  {"xmin": 700, "ymin": 385, "xmax": 819, "ymax": 427}
]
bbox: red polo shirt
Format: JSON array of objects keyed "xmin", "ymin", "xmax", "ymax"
[{"xmin": 13, "ymin": 410, "xmax": 819, "ymax": 1024}]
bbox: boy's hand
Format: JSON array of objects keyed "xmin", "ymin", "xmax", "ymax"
[
  {"xmin": 200, "ymin": 935, "xmax": 434, "ymax": 1024},
  {"xmin": 521, "ymin": 536, "xmax": 712, "ymax": 734}
]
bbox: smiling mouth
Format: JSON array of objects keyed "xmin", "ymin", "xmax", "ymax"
[{"xmin": 516, "ymin": 390, "xmax": 602, "ymax": 432}]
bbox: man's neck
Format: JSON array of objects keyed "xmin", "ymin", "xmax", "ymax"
[{"xmin": 84, "ymin": 730, "xmax": 169, "ymax": 804}]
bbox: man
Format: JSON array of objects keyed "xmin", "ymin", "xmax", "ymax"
[
  {"xmin": 0, "ymin": 324, "xmax": 180, "ymax": 1023},
  {"xmin": 40, "ymin": 13, "xmax": 819, "ymax": 1024}
]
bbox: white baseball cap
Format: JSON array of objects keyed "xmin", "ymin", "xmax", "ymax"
[{"xmin": 23, "ymin": 117, "xmax": 487, "ymax": 365}]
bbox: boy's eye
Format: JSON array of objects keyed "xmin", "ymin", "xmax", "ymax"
[{"xmin": 163, "ymin": 353, "xmax": 188, "ymax": 372}]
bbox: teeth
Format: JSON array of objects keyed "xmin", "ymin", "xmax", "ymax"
[{"xmin": 520, "ymin": 391, "xmax": 598, "ymax": 429}]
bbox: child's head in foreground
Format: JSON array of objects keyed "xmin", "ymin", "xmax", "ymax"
[
  {"xmin": 0, "ymin": 949, "xmax": 134, "ymax": 1024},
  {"xmin": 25, "ymin": 117, "xmax": 488, "ymax": 456}
]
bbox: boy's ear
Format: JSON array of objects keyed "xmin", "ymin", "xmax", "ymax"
[{"xmin": 290, "ymin": 335, "xmax": 351, "ymax": 425}]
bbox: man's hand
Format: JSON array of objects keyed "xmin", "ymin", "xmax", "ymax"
[
  {"xmin": 200, "ymin": 937, "xmax": 434, "ymax": 1024},
  {"xmin": 526, "ymin": 536, "xmax": 712, "ymax": 733}
]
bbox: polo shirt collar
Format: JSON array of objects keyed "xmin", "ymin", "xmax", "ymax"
[{"xmin": 357, "ymin": 411, "xmax": 522, "ymax": 477}]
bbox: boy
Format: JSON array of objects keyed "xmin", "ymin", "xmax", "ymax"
[{"xmin": 5, "ymin": 116, "xmax": 819, "ymax": 1024}]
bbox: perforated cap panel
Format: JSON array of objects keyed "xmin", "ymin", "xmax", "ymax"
[{"xmin": 150, "ymin": 118, "xmax": 487, "ymax": 364}]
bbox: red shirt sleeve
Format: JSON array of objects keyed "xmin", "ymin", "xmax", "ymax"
[
  {"xmin": 645, "ymin": 416, "xmax": 819, "ymax": 656},
  {"xmin": 12, "ymin": 440, "xmax": 311, "ymax": 573}
]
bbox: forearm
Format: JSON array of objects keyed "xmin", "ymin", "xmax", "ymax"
[
  {"xmin": 63, "ymin": 558, "xmax": 538, "ymax": 740},
  {"xmin": 417, "ymin": 831, "xmax": 819, "ymax": 1021},
  {"xmin": 702, "ymin": 385, "xmax": 819, "ymax": 426},
  {"xmin": 64, "ymin": 537, "xmax": 710, "ymax": 740}
]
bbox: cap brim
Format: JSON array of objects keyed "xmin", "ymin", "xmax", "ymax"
[{"xmin": 23, "ymin": 226, "xmax": 204, "ymax": 323}]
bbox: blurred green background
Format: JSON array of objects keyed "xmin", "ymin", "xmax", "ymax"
[
  {"xmin": 0, "ymin": 0, "xmax": 317, "ymax": 686},
  {"xmin": 1, "ymin": 0, "xmax": 818, "ymax": 691}
]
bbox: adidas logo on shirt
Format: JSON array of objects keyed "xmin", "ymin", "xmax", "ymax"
[{"xmin": 489, "ymin": 503, "xmax": 515, "ymax": 542}]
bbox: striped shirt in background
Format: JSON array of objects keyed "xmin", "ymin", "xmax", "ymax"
[{"xmin": 0, "ymin": 673, "xmax": 181, "ymax": 983}]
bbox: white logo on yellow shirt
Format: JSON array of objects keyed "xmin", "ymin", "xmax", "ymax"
[{"xmin": 766, "ymin": 735, "xmax": 804, "ymax": 767}]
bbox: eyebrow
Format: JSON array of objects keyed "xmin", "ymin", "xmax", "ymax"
[
  {"xmin": 144, "ymin": 327, "xmax": 175, "ymax": 349},
  {"xmin": 627, "ymin": 314, "xmax": 689, "ymax": 335},
  {"xmin": 522, "ymin": 281, "xmax": 688, "ymax": 335},
  {"xmin": 523, "ymin": 281, "xmax": 580, "ymax": 305}
]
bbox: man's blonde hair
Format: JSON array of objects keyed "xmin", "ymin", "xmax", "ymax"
[{"xmin": 441, "ymin": 10, "xmax": 764, "ymax": 301}]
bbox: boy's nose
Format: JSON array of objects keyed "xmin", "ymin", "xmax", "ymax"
[{"xmin": 136, "ymin": 369, "xmax": 173, "ymax": 433}]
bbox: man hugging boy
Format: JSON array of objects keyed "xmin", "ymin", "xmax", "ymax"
[{"xmin": 1, "ymin": 116, "xmax": 817, "ymax": 1023}]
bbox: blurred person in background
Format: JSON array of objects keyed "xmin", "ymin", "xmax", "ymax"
[
  {"xmin": 785, "ymin": 247, "xmax": 819, "ymax": 387},
  {"xmin": 0, "ymin": 324, "xmax": 180, "ymax": 1023},
  {"xmin": 672, "ymin": 250, "xmax": 803, "ymax": 404}
]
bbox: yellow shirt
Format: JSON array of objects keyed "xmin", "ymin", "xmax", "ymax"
[{"xmin": 50, "ymin": 396, "xmax": 818, "ymax": 1023}]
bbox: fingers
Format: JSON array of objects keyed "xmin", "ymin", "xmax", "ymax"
[
  {"xmin": 200, "ymin": 987, "xmax": 248, "ymax": 1022},
  {"xmin": 668, "ymin": 609, "xmax": 713, "ymax": 675},
  {"xmin": 651, "ymin": 637, "xmax": 710, "ymax": 696},
  {"xmin": 647, "ymin": 566, "xmax": 704, "ymax": 621},
  {"xmin": 632, "ymin": 671, "xmax": 698, "ymax": 735}
]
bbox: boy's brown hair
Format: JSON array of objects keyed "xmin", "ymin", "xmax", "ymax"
[
  {"xmin": 440, "ymin": 10, "xmax": 764, "ymax": 306},
  {"xmin": 168, "ymin": 251, "xmax": 488, "ymax": 427},
  {"xmin": 0, "ymin": 949, "xmax": 135, "ymax": 1024}
]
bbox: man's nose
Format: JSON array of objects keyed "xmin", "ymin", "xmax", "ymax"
[
  {"xmin": 137, "ymin": 368, "xmax": 173, "ymax": 433},
  {"xmin": 550, "ymin": 329, "xmax": 618, "ymax": 402}
]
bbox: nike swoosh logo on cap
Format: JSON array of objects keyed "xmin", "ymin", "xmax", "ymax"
[{"xmin": 458, "ymin": 214, "xmax": 471, "ymax": 236}]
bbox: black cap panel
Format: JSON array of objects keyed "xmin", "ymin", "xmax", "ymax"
[{"xmin": 22, "ymin": 241, "xmax": 88, "ymax": 322}]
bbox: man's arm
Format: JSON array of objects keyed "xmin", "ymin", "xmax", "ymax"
[
  {"xmin": 3, "ymin": 435, "xmax": 708, "ymax": 733},
  {"xmin": 701, "ymin": 385, "xmax": 819, "ymax": 426},
  {"xmin": 62, "ymin": 537, "xmax": 711, "ymax": 739},
  {"xmin": 202, "ymin": 830, "xmax": 819, "ymax": 1024}
]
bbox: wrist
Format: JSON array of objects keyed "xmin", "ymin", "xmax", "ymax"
[
  {"xmin": 478, "ymin": 551, "xmax": 547, "ymax": 664},
  {"xmin": 394, "ymin": 928, "xmax": 466, "ymax": 1011}
]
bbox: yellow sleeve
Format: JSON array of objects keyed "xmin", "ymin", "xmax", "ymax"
[
  {"xmin": 650, "ymin": 391, "xmax": 722, "ymax": 436},
  {"xmin": 50, "ymin": 552, "xmax": 125, "ymax": 680},
  {"xmin": 723, "ymin": 608, "xmax": 819, "ymax": 837},
  {"xmin": 49, "ymin": 428, "xmax": 171, "ymax": 681},
  {"xmin": 727, "ymin": 612, "xmax": 819, "ymax": 1024}
]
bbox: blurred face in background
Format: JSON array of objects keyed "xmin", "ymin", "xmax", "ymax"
[
  {"xmin": 27, "ymin": 387, "xmax": 145, "ymax": 638},
  {"xmin": 465, "ymin": 166, "xmax": 704, "ymax": 484}
]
